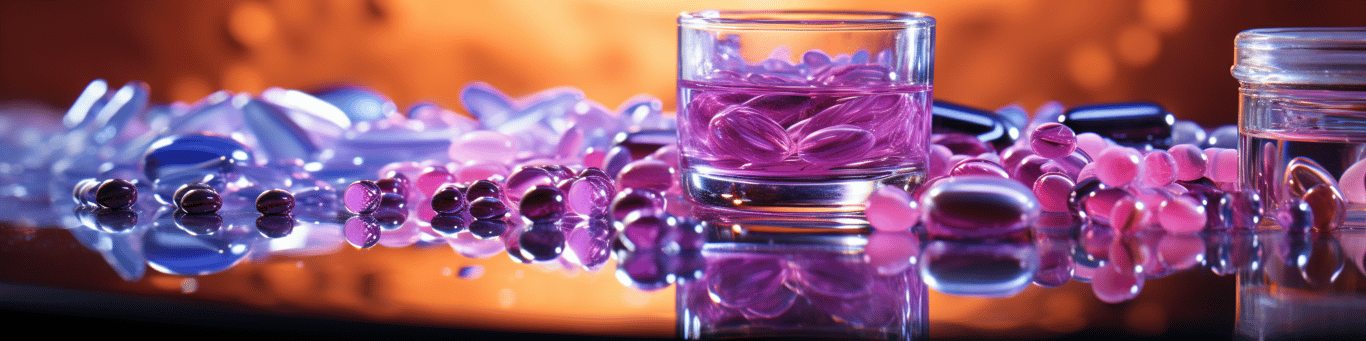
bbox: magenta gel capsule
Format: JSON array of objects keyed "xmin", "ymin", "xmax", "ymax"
[{"xmin": 678, "ymin": 10, "xmax": 934, "ymax": 214}]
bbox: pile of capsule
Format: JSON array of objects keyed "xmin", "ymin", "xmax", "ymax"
[{"xmin": 866, "ymin": 101, "xmax": 1274, "ymax": 236}]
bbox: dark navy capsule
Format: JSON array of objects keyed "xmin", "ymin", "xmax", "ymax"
[
  {"xmin": 520, "ymin": 185, "xmax": 567, "ymax": 222},
  {"xmin": 466, "ymin": 179, "xmax": 503, "ymax": 201},
  {"xmin": 431, "ymin": 185, "xmax": 468, "ymax": 214},
  {"xmin": 96, "ymin": 179, "xmax": 138, "ymax": 209},
  {"xmin": 174, "ymin": 211, "xmax": 223, "ymax": 235},
  {"xmin": 95, "ymin": 209, "xmax": 138, "ymax": 232},
  {"xmin": 469, "ymin": 197, "xmax": 508, "ymax": 219},
  {"xmin": 613, "ymin": 129, "xmax": 677, "ymax": 160},
  {"xmin": 174, "ymin": 183, "xmax": 215, "ymax": 207},
  {"xmin": 518, "ymin": 223, "xmax": 566, "ymax": 261},
  {"xmin": 179, "ymin": 188, "xmax": 222, "ymax": 214},
  {"xmin": 1059, "ymin": 102, "xmax": 1174, "ymax": 148},
  {"xmin": 429, "ymin": 214, "xmax": 468, "ymax": 234},
  {"xmin": 468, "ymin": 218, "xmax": 508, "ymax": 239},
  {"xmin": 931, "ymin": 100, "xmax": 1020, "ymax": 151},
  {"xmin": 255, "ymin": 214, "xmax": 295, "ymax": 238},
  {"xmin": 255, "ymin": 189, "xmax": 295, "ymax": 215}
]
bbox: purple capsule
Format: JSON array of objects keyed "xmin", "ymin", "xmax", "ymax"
[
  {"xmin": 1030, "ymin": 123, "xmax": 1077, "ymax": 159},
  {"xmin": 797, "ymin": 125, "xmax": 875, "ymax": 165},
  {"xmin": 344, "ymin": 215, "xmax": 381, "ymax": 248},
  {"xmin": 255, "ymin": 189, "xmax": 295, "ymax": 215},
  {"xmin": 610, "ymin": 188, "xmax": 665, "ymax": 222},
  {"xmin": 1277, "ymin": 199, "xmax": 1314, "ymax": 233},
  {"xmin": 506, "ymin": 166, "xmax": 554, "ymax": 202},
  {"xmin": 616, "ymin": 159, "xmax": 675, "ymax": 193},
  {"xmin": 1219, "ymin": 191, "xmax": 1262, "ymax": 228},
  {"xmin": 1042, "ymin": 150, "xmax": 1091, "ymax": 180},
  {"xmin": 344, "ymin": 180, "xmax": 382, "ymax": 214},
  {"xmin": 520, "ymin": 185, "xmax": 567, "ymax": 222},
  {"xmin": 173, "ymin": 183, "xmax": 214, "ymax": 208},
  {"xmin": 465, "ymin": 179, "xmax": 502, "ymax": 201},
  {"xmin": 921, "ymin": 176, "xmax": 1040, "ymax": 238},
  {"xmin": 999, "ymin": 145, "xmax": 1035, "ymax": 173},
  {"xmin": 709, "ymin": 106, "xmax": 792, "ymax": 164},
  {"xmin": 179, "ymin": 188, "xmax": 222, "ymax": 214},
  {"xmin": 469, "ymin": 197, "xmax": 508, "ymax": 220},
  {"xmin": 375, "ymin": 172, "xmax": 410, "ymax": 197},
  {"xmin": 96, "ymin": 179, "xmax": 138, "ymax": 210},
  {"xmin": 620, "ymin": 215, "xmax": 675, "ymax": 251},
  {"xmin": 430, "ymin": 185, "xmax": 468, "ymax": 214},
  {"xmin": 567, "ymin": 175, "xmax": 615, "ymax": 216}
]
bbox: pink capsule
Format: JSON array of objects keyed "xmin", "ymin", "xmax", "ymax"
[
  {"xmin": 415, "ymin": 166, "xmax": 457, "ymax": 197},
  {"xmin": 865, "ymin": 186, "xmax": 920, "ymax": 232},
  {"xmin": 1074, "ymin": 132, "xmax": 1109, "ymax": 160},
  {"xmin": 927, "ymin": 144, "xmax": 953, "ymax": 179},
  {"xmin": 1095, "ymin": 146, "xmax": 1142, "ymax": 187},
  {"xmin": 1159, "ymin": 196, "xmax": 1207, "ymax": 234},
  {"xmin": 950, "ymin": 159, "xmax": 1010, "ymax": 178},
  {"xmin": 999, "ymin": 145, "xmax": 1035, "ymax": 173},
  {"xmin": 1208, "ymin": 148, "xmax": 1239, "ymax": 183},
  {"xmin": 1029, "ymin": 123, "xmax": 1077, "ymax": 159},
  {"xmin": 1140, "ymin": 150, "xmax": 1178, "ymax": 188},
  {"xmin": 1033, "ymin": 173, "xmax": 1075, "ymax": 213},
  {"xmin": 1109, "ymin": 196, "xmax": 1150, "ymax": 233},
  {"xmin": 1083, "ymin": 188, "xmax": 1129, "ymax": 224},
  {"xmin": 1167, "ymin": 144, "xmax": 1207, "ymax": 181}
]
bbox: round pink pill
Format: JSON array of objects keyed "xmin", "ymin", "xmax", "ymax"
[
  {"xmin": 1159, "ymin": 196, "xmax": 1207, "ymax": 234},
  {"xmin": 1074, "ymin": 133, "xmax": 1109, "ymax": 160},
  {"xmin": 865, "ymin": 186, "xmax": 920, "ymax": 231},
  {"xmin": 1140, "ymin": 150, "xmax": 1178, "ymax": 188},
  {"xmin": 1167, "ymin": 144, "xmax": 1207, "ymax": 181},
  {"xmin": 1029, "ymin": 123, "xmax": 1077, "ymax": 159},
  {"xmin": 1032, "ymin": 173, "xmax": 1075, "ymax": 213},
  {"xmin": 1095, "ymin": 146, "xmax": 1142, "ymax": 187}
]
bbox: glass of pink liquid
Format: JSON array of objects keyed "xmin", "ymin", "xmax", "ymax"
[{"xmin": 677, "ymin": 10, "xmax": 935, "ymax": 214}]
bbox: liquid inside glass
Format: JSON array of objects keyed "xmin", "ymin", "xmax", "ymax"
[
  {"xmin": 1240, "ymin": 85, "xmax": 1366, "ymax": 227},
  {"xmin": 677, "ymin": 80, "xmax": 930, "ymax": 212}
]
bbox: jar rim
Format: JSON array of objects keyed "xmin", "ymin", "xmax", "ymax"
[
  {"xmin": 1232, "ymin": 27, "xmax": 1366, "ymax": 85},
  {"xmin": 678, "ymin": 10, "xmax": 933, "ymax": 30}
]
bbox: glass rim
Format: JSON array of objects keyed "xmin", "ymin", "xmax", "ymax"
[
  {"xmin": 678, "ymin": 10, "xmax": 934, "ymax": 30},
  {"xmin": 1232, "ymin": 27, "xmax": 1366, "ymax": 85},
  {"xmin": 1235, "ymin": 27, "xmax": 1366, "ymax": 50}
]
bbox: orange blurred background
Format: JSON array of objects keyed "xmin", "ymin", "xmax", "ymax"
[
  {"xmin": 3, "ymin": 0, "xmax": 1365, "ymax": 339},
  {"xmin": 4, "ymin": 0, "xmax": 1365, "ymax": 128}
]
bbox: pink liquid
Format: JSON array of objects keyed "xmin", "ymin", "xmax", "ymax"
[{"xmin": 677, "ymin": 80, "xmax": 931, "ymax": 181}]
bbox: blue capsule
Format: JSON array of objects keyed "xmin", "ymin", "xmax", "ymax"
[
  {"xmin": 142, "ymin": 134, "xmax": 253, "ymax": 182},
  {"xmin": 932, "ymin": 100, "xmax": 1020, "ymax": 151},
  {"xmin": 1058, "ymin": 102, "xmax": 1175, "ymax": 148}
]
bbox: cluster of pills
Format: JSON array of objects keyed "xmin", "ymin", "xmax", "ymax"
[{"xmin": 866, "ymin": 101, "xmax": 1268, "ymax": 237}]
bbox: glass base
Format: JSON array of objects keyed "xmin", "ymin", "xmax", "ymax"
[{"xmin": 682, "ymin": 167, "xmax": 924, "ymax": 214}]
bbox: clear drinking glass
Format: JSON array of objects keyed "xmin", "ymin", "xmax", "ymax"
[
  {"xmin": 1234, "ymin": 27, "xmax": 1366, "ymax": 229},
  {"xmin": 677, "ymin": 10, "xmax": 935, "ymax": 214}
]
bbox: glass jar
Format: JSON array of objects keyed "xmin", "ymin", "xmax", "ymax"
[
  {"xmin": 1233, "ymin": 28, "xmax": 1366, "ymax": 230},
  {"xmin": 676, "ymin": 10, "xmax": 935, "ymax": 214}
]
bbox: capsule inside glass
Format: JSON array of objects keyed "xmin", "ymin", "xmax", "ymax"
[{"xmin": 676, "ymin": 10, "xmax": 935, "ymax": 215}]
